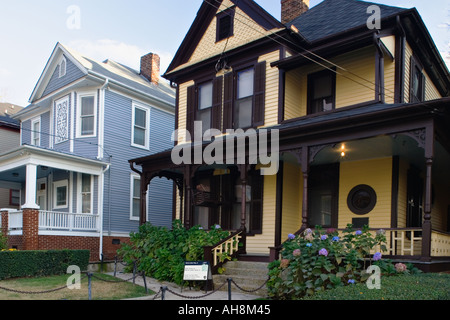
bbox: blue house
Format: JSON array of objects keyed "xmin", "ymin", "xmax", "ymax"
[{"xmin": 0, "ymin": 43, "xmax": 175, "ymax": 261}]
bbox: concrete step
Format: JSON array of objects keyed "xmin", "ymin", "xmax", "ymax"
[{"xmin": 213, "ymin": 261, "xmax": 269, "ymax": 297}]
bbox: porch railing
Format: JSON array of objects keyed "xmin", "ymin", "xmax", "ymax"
[
  {"xmin": 38, "ymin": 211, "xmax": 100, "ymax": 232},
  {"xmin": 203, "ymin": 229, "xmax": 246, "ymax": 274},
  {"xmin": 431, "ymin": 230, "xmax": 450, "ymax": 257}
]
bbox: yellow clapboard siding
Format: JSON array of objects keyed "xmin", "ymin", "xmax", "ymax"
[
  {"xmin": 259, "ymin": 51, "xmax": 280, "ymax": 127},
  {"xmin": 246, "ymin": 174, "xmax": 276, "ymax": 255},
  {"xmin": 176, "ymin": 80, "xmax": 194, "ymax": 144},
  {"xmin": 404, "ymin": 42, "xmax": 413, "ymax": 103},
  {"xmin": 281, "ymin": 162, "xmax": 303, "ymax": 239},
  {"xmin": 397, "ymin": 158, "xmax": 409, "ymax": 228},
  {"xmin": 338, "ymin": 157, "xmax": 393, "ymax": 229},
  {"xmin": 384, "ymin": 55, "xmax": 396, "ymax": 104}
]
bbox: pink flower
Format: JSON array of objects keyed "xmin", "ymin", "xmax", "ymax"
[
  {"xmin": 395, "ymin": 263, "xmax": 407, "ymax": 273},
  {"xmin": 280, "ymin": 259, "xmax": 290, "ymax": 269},
  {"xmin": 293, "ymin": 249, "xmax": 301, "ymax": 257},
  {"xmin": 305, "ymin": 233, "xmax": 314, "ymax": 241}
]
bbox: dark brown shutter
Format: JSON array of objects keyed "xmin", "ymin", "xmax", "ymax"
[
  {"xmin": 212, "ymin": 76, "xmax": 223, "ymax": 131},
  {"xmin": 186, "ymin": 85, "xmax": 196, "ymax": 139},
  {"xmin": 253, "ymin": 61, "xmax": 266, "ymax": 127},
  {"xmin": 250, "ymin": 171, "xmax": 263, "ymax": 234},
  {"xmin": 222, "ymin": 72, "xmax": 234, "ymax": 133}
]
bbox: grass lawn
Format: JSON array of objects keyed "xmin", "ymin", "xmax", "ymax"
[
  {"xmin": 0, "ymin": 273, "xmax": 153, "ymax": 300},
  {"xmin": 301, "ymin": 273, "xmax": 450, "ymax": 300}
]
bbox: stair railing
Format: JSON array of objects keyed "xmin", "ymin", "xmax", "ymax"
[{"xmin": 204, "ymin": 229, "xmax": 246, "ymax": 274}]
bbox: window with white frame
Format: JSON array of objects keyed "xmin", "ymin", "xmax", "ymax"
[
  {"xmin": 31, "ymin": 117, "xmax": 41, "ymax": 146},
  {"xmin": 53, "ymin": 180, "xmax": 68, "ymax": 209},
  {"xmin": 79, "ymin": 173, "xmax": 92, "ymax": 214},
  {"xmin": 132, "ymin": 103, "xmax": 150, "ymax": 149},
  {"xmin": 77, "ymin": 93, "xmax": 97, "ymax": 137},
  {"xmin": 130, "ymin": 175, "xmax": 141, "ymax": 220},
  {"xmin": 59, "ymin": 57, "xmax": 67, "ymax": 78}
]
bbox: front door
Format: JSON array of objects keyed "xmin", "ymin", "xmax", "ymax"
[
  {"xmin": 406, "ymin": 168, "xmax": 423, "ymax": 228},
  {"xmin": 36, "ymin": 178, "xmax": 47, "ymax": 210}
]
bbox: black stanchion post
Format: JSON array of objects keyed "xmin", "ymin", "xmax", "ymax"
[
  {"xmin": 88, "ymin": 273, "xmax": 92, "ymax": 300},
  {"xmin": 142, "ymin": 272, "xmax": 148, "ymax": 294},
  {"xmin": 227, "ymin": 278, "xmax": 232, "ymax": 301},
  {"xmin": 161, "ymin": 286, "xmax": 167, "ymax": 300}
]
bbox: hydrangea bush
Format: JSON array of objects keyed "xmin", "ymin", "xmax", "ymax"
[{"xmin": 267, "ymin": 224, "xmax": 387, "ymax": 299}]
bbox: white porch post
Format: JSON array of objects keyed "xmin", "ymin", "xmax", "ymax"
[{"xmin": 22, "ymin": 163, "xmax": 40, "ymax": 209}]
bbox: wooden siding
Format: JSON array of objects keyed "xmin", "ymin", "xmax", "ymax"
[
  {"xmin": 397, "ymin": 158, "xmax": 409, "ymax": 228},
  {"xmin": 246, "ymin": 174, "xmax": 276, "ymax": 255},
  {"xmin": 259, "ymin": 51, "xmax": 280, "ymax": 128},
  {"xmin": 281, "ymin": 162, "xmax": 303, "ymax": 238},
  {"xmin": 103, "ymin": 90, "xmax": 174, "ymax": 233},
  {"xmin": 338, "ymin": 157, "xmax": 393, "ymax": 229},
  {"xmin": 383, "ymin": 35, "xmax": 396, "ymax": 104},
  {"xmin": 283, "ymin": 46, "xmax": 376, "ymax": 121},
  {"xmin": 176, "ymin": 80, "xmax": 194, "ymax": 144},
  {"xmin": 41, "ymin": 56, "xmax": 85, "ymax": 98},
  {"xmin": 185, "ymin": 0, "xmax": 277, "ymax": 70}
]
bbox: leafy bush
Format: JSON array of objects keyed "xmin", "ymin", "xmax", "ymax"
[
  {"xmin": 0, "ymin": 249, "xmax": 90, "ymax": 280},
  {"xmin": 118, "ymin": 220, "xmax": 229, "ymax": 286},
  {"xmin": 0, "ymin": 232, "xmax": 7, "ymax": 251},
  {"xmin": 302, "ymin": 273, "xmax": 450, "ymax": 300},
  {"xmin": 267, "ymin": 224, "xmax": 387, "ymax": 299}
]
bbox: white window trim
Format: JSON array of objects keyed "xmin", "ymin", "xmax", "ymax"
[
  {"xmin": 131, "ymin": 102, "xmax": 151, "ymax": 150},
  {"xmin": 31, "ymin": 116, "xmax": 41, "ymax": 147},
  {"xmin": 59, "ymin": 57, "xmax": 67, "ymax": 78},
  {"xmin": 130, "ymin": 174, "xmax": 141, "ymax": 221},
  {"xmin": 53, "ymin": 179, "xmax": 69, "ymax": 209},
  {"xmin": 77, "ymin": 173, "xmax": 93, "ymax": 214},
  {"xmin": 76, "ymin": 91, "xmax": 98, "ymax": 138}
]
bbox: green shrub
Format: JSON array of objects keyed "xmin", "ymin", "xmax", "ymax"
[
  {"xmin": 0, "ymin": 232, "xmax": 7, "ymax": 251},
  {"xmin": 117, "ymin": 220, "xmax": 229, "ymax": 286},
  {"xmin": 302, "ymin": 273, "xmax": 450, "ymax": 300},
  {"xmin": 0, "ymin": 249, "xmax": 90, "ymax": 280},
  {"xmin": 267, "ymin": 224, "xmax": 387, "ymax": 299}
]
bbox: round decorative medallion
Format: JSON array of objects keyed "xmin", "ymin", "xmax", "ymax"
[{"xmin": 347, "ymin": 185, "xmax": 377, "ymax": 215}]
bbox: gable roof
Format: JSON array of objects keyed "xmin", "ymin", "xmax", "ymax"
[
  {"xmin": 164, "ymin": 0, "xmax": 284, "ymax": 78},
  {"xmin": 29, "ymin": 43, "xmax": 175, "ymax": 106},
  {"xmin": 287, "ymin": 0, "xmax": 408, "ymax": 42}
]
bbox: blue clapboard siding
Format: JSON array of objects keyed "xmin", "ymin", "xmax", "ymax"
[
  {"xmin": 20, "ymin": 111, "xmax": 51, "ymax": 148},
  {"xmin": 103, "ymin": 90, "xmax": 174, "ymax": 234},
  {"xmin": 42, "ymin": 56, "xmax": 85, "ymax": 97}
]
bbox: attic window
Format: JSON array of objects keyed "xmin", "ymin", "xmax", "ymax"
[
  {"xmin": 216, "ymin": 8, "xmax": 235, "ymax": 42},
  {"xmin": 59, "ymin": 57, "xmax": 67, "ymax": 78}
]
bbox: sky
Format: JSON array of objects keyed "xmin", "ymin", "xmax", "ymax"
[{"xmin": 0, "ymin": 0, "xmax": 448, "ymax": 107}]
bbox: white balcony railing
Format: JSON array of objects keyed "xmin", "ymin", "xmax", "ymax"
[{"xmin": 38, "ymin": 211, "xmax": 100, "ymax": 232}]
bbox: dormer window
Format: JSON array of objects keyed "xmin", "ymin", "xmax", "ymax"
[
  {"xmin": 216, "ymin": 8, "xmax": 235, "ymax": 42},
  {"xmin": 59, "ymin": 57, "xmax": 67, "ymax": 78}
]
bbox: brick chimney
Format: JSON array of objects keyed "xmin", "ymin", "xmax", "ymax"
[
  {"xmin": 281, "ymin": 0, "xmax": 309, "ymax": 24},
  {"xmin": 140, "ymin": 53, "xmax": 160, "ymax": 85}
]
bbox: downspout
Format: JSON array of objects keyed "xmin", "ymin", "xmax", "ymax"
[
  {"xmin": 373, "ymin": 32, "xmax": 385, "ymax": 103},
  {"xmin": 99, "ymin": 78, "xmax": 109, "ymax": 261}
]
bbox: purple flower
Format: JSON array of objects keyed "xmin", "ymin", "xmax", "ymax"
[
  {"xmin": 288, "ymin": 233, "xmax": 296, "ymax": 240},
  {"xmin": 332, "ymin": 236, "xmax": 340, "ymax": 242},
  {"xmin": 318, "ymin": 248, "xmax": 328, "ymax": 257},
  {"xmin": 320, "ymin": 235, "xmax": 328, "ymax": 240},
  {"xmin": 355, "ymin": 230, "xmax": 362, "ymax": 236},
  {"xmin": 293, "ymin": 249, "xmax": 301, "ymax": 257},
  {"xmin": 306, "ymin": 243, "xmax": 313, "ymax": 247},
  {"xmin": 215, "ymin": 224, "xmax": 221, "ymax": 229},
  {"xmin": 348, "ymin": 279, "xmax": 355, "ymax": 284},
  {"xmin": 373, "ymin": 252, "xmax": 382, "ymax": 261}
]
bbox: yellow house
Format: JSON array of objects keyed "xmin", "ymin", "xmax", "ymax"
[{"xmin": 129, "ymin": 0, "xmax": 450, "ymax": 272}]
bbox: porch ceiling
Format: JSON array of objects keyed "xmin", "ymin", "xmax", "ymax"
[{"xmin": 311, "ymin": 134, "xmax": 424, "ymax": 168}]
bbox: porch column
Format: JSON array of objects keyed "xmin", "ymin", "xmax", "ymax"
[
  {"xmin": 301, "ymin": 147, "xmax": 309, "ymax": 229},
  {"xmin": 421, "ymin": 157, "xmax": 433, "ymax": 261},
  {"xmin": 183, "ymin": 165, "xmax": 192, "ymax": 229},
  {"xmin": 140, "ymin": 177, "xmax": 149, "ymax": 226},
  {"xmin": 238, "ymin": 164, "xmax": 248, "ymax": 231},
  {"xmin": 22, "ymin": 164, "xmax": 40, "ymax": 210},
  {"xmin": 22, "ymin": 208, "xmax": 39, "ymax": 250},
  {"xmin": 1, "ymin": 209, "xmax": 8, "ymax": 237}
]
